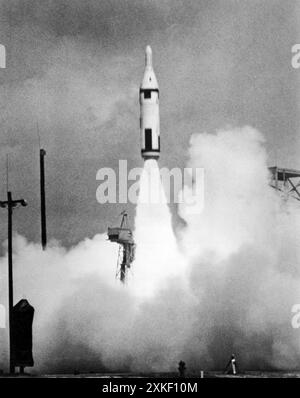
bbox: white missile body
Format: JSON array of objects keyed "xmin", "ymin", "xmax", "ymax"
[{"xmin": 140, "ymin": 46, "xmax": 160, "ymax": 160}]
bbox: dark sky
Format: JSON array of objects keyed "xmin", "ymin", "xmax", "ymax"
[{"xmin": 0, "ymin": 0, "xmax": 298, "ymax": 246}]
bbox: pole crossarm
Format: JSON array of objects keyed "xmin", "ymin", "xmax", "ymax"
[{"xmin": 0, "ymin": 193, "xmax": 27, "ymax": 209}]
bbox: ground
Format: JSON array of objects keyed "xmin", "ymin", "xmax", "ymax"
[{"xmin": 1, "ymin": 371, "xmax": 300, "ymax": 378}]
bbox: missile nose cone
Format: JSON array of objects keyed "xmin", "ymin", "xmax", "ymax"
[
  {"xmin": 141, "ymin": 45, "xmax": 158, "ymax": 89},
  {"xmin": 145, "ymin": 45, "xmax": 152, "ymax": 67}
]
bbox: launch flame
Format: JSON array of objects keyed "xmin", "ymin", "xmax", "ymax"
[{"xmin": 130, "ymin": 159, "xmax": 186, "ymax": 297}]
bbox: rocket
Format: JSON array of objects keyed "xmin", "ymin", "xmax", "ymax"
[{"xmin": 140, "ymin": 46, "xmax": 160, "ymax": 160}]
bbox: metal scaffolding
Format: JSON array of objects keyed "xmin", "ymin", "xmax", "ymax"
[{"xmin": 269, "ymin": 166, "xmax": 300, "ymax": 201}]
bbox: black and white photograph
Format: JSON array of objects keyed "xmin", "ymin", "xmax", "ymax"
[{"xmin": 0, "ymin": 0, "xmax": 300, "ymax": 391}]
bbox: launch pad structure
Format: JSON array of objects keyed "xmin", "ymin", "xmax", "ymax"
[
  {"xmin": 107, "ymin": 211, "xmax": 135, "ymax": 283},
  {"xmin": 269, "ymin": 166, "xmax": 300, "ymax": 201}
]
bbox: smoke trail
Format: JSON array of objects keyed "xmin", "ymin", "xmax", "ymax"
[{"xmin": 0, "ymin": 126, "xmax": 300, "ymax": 373}]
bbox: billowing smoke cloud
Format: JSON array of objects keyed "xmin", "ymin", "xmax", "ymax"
[
  {"xmin": 0, "ymin": 126, "xmax": 300, "ymax": 374},
  {"xmin": 178, "ymin": 126, "xmax": 300, "ymax": 370}
]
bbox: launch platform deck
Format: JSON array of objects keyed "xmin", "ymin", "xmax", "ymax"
[{"xmin": 1, "ymin": 371, "xmax": 300, "ymax": 378}]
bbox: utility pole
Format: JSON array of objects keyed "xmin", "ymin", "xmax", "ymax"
[
  {"xmin": 0, "ymin": 191, "xmax": 27, "ymax": 374},
  {"xmin": 40, "ymin": 149, "xmax": 47, "ymax": 250}
]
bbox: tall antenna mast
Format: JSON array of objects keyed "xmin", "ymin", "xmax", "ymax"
[
  {"xmin": 40, "ymin": 148, "xmax": 47, "ymax": 250},
  {"xmin": 37, "ymin": 123, "xmax": 47, "ymax": 250},
  {"xmin": 36, "ymin": 122, "xmax": 41, "ymax": 149},
  {"xmin": 6, "ymin": 154, "xmax": 9, "ymax": 192}
]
